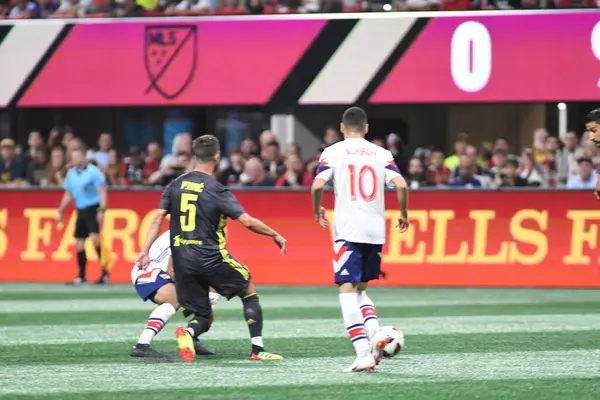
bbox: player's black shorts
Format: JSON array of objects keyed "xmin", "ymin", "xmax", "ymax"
[
  {"xmin": 74, "ymin": 204, "xmax": 100, "ymax": 239},
  {"xmin": 175, "ymin": 256, "xmax": 250, "ymax": 318}
]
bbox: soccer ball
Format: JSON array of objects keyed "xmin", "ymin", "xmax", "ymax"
[{"xmin": 375, "ymin": 326, "xmax": 404, "ymax": 357}]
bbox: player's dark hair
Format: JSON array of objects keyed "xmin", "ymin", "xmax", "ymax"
[
  {"xmin": 584, "ymin": 108, "xmax": 600, "ymax": 124},
  {"xmin": 342, "ymin": 107, "xmax": 367, "ymax": 132},
  {"xmin": 193, "ymin": 135, "xmax": 220, "ymax": 163}
]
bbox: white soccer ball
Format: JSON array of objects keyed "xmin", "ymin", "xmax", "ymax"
[{"xmin": 375, "ymin": 326, "xmax": 404, "ymax": 357}]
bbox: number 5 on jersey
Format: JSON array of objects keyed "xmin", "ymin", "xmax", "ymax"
[{"xmin": 180, "ymin": 193, "xmax": 198, "ymax": 232}]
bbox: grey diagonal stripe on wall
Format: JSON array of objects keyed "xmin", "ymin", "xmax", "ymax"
[
  {"xmin": 0, "ymin": 22, "xmax": 67, "ymax": 108},
  {"xmin": 298, "ymin": 18, "xmax": 419, "ymax": 105}
]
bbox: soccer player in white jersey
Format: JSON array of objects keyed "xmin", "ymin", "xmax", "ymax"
[
  {"xmin": 311, "ymin": 107, "xmax": 409, "ymax": 372},
  {"xmin": 130, "ymin": 230, "xmax": 219, "ymax": 358}
]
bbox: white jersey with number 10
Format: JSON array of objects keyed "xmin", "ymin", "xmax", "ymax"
[{"xmin": 314, "ymin": 138, "xmax": 402, "ymax": 245}]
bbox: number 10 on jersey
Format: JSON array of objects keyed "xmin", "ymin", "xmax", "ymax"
[{"xmin": 348, "ymin": 164, "xmax": 376, "ymax": 202}]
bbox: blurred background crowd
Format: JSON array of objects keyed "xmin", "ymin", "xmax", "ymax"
[
  {"xmin": 1, "ymin": 125, "xmax": 597, "ymax": 190},
  {"xmin": 0, "ymin": 0, "xmax": 596, "ymax": 19}
]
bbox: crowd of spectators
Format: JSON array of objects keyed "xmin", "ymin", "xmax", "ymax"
[
  {"xmin": 0, "ymin": 125, "xmax": 598, "ymax": 190},
  {"xmin": 407, "ymin": 129, "xmax": 599, "ymax": 190},
  {"xmin": 0, "ymin": 0, "xmax": 596, "ymax": 19}
]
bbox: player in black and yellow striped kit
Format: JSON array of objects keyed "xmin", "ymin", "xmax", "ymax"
[{"xmin": 139, "ymin": 135, "xmax": 287, "ymax": 362}]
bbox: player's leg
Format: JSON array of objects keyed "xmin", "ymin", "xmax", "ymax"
[
  {"xmin": 69, "ymin": 214, "xmax": 88, "ymax": 285},
  {"xmin": 357, "ymin": 283, "xmax": 379, "ymax": 339},
  {"xmin": 334, "ymin": 240, "xmax": 375, "ymax": 372},
  {"xmin": 130, "ymin": 281, "xmax": 178, "ymax": 358},
  {"xmin": 174, "ymin": 271, "xmax": 212, "ymax": 363},
  {"xmin": 240, "ymin": 283, "xmax": 282, "ymax": 360},
  {"xmin": 358, "ymin": 243, "xmax": 384, "ymax": 364},
  {"xmin": 358, "ymin": 244, "xmax": 383, "ymax": 339},
  {"xmin": 140, "ymin": 283, "xmax": 217, "ymax": 356},
  {"xmin": 88, "ymin": 207, "xmax": 109, "ymax": 284},
  {"xmin": 212, "ymin": 258, "xmax": 282, "ymax": 360},
  {"xmin": 209, "ymin": 287, "xmax": 221, "ymax": 308}
]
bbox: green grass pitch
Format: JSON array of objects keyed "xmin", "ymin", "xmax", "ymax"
[{"xmin": 1, "ymin": 284, "xmax": 600, "ymax": 399}]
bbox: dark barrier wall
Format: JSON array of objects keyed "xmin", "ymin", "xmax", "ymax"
[{"xmin": 0, "ymin": 189, "xmax": 598, "ymax": 287}]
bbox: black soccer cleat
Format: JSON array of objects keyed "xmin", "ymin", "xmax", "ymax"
[
  {"xmin": 95, "ymin": 273, "xmax": 110, "ymax": 285},
  {"xmin": 194, "ymin": 339, "xmax": 216, "ymax": 356},
  {"xmin": 129, "ymin": 343, "xmax": 168, "ymax": 358}
]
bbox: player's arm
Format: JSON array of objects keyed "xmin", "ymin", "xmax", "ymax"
[
  {"xmin": 57, "ymin": 190, "xmax": 73, "ymax": 225},
  {"xmin": 95, "ymin": 169, "xmax": 108, "ymax": 223},
  {"xmin": 57, "ymin": 172, "xmax": 73, "ymax": 224},
  {"xmin": 311, "ymin": 178, "xmax": 328, "ymax": 227},
  {"xmin": 595, "ymin": 172, "xmax": 600, "ymax": 200},
  {"xmin": 391, "ymin": 176, "xmax": 409, "ymax": 232},
  {"xmin": 385, "ymin": 153, "xmax": 409, "ymax": 232},
  {"xmin": 166, "ymin": 256, "xmax": 176, "ymax": 282},
  {"xmin": 141, "ymin": 209, "xmax": 168, "ymax": 256},
  {"xmin": 139, "ymin": 184, "xmax": 172, "ymax": 266},
  {"xmin": 311, "ymin": 149, "xmax": 333, "ymax": 227},
  {"xmin": 236, "ymin": 213, "xmax": 287, "ymax": 253},
  {"xmin": 220, "ymin": 187, "xmax": 287, "ymax": 253}
]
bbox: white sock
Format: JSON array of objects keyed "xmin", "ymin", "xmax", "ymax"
[
  {"xmin": 251, "ymin": 336, "xmax": 264, "ymax": 348},
  {"xmin": 339, "ymin": 293, "xmax": 370, "ymax": 357},
  {"xmin": 138, "ymin": 303, "xmax": 176, "ymax": 345},
  {"xmin": 209, "ymin": 292, "xmax": 221, "ymax": 309},
  {"xmin": 358, "ymin": 291, "xmax": 380, "ymax": 340}
]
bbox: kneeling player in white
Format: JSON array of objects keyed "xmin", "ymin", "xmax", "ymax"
[
  {"xmin": 311, "ymin": 107, "xmax": 409, "ymax": 372},
  {"xmin": 130, "ymin": 230, "xmax": 220, "ymax": 357}
]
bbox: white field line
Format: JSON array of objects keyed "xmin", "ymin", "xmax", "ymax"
[
  {"xmin": 1, "ymin": 283, "xmax": 600, "ymax": 302},
  {"xmin": 2, "ymin": 314, "xmax": 600, "ymax": 346},
  {"xmin": 2, "ymin": 350, "xmax": 600, "ymax": 395},
  {"xmin": 3, "ymin": 291, "xmax": 600, "ymax": 313}
]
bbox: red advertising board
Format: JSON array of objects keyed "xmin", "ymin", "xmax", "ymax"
[{"xmin": 1, "ymin": 190, "xmax": 599, "ymax": 287}]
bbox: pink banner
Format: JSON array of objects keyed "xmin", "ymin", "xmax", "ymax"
[
  {"xmin": 19, "ymin": 20, "xmax": 325, "ymax": 106},
  {"xmin": 372, "ymin": 13, "xmax": 600, "ymax": 103},
  {"xmin": 16, "ymin": 12, "xmax": 600, "ymax": 105}
]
